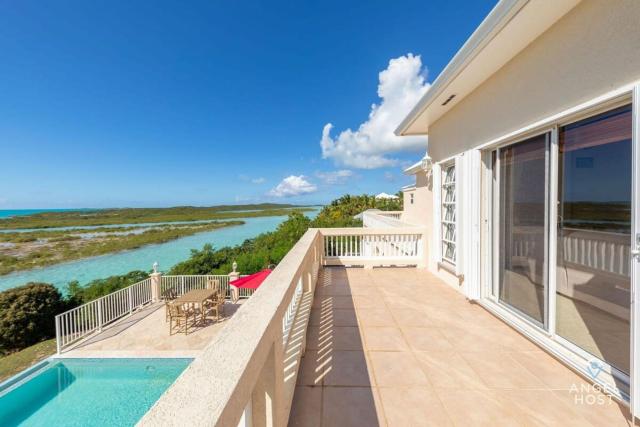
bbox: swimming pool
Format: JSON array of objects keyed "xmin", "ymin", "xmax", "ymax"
[{"xmin": 0, "ymin": 358, "xmax": 191, "ymax": 426}]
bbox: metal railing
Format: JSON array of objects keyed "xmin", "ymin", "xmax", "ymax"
[
  {"xmin": 162, "ymin": 274, "xmax": 226, "ymax": 296},
  {"xmin": 54, "ymin": 274, "xmax": 257, "ymax": 353},
  {"xmin": 55, "ymin": 278, "xmax": 153, "ymax": 353},
  {"xmin": 161, "ymin": 274, "xmax": 255, "ymax": 299}
]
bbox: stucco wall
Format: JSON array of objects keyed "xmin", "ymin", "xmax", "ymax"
[
  {"xmin": 428, "ymin": 0, "xmax": 640, "ymax": 162},
  {"xmin": 401, "ymin": 170, "xmax": 433, "ymax": 227}
]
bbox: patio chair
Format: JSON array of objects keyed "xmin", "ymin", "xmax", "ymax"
[
  {"xmin": 162, "ymin": 288, "xmax": 178, "ymax": 301},
  {"xmin": 203, "ymin": 292, "xmax": 225, "ymax": 322},
  {"xmin": 206, "ymin": 279, "xmax": 221, "ymax": 293},
  {"xmin": 162, "ymin": 289, "xmax": 178, "ymax": 322},
  {"xmin": 168, "ymin": 303, "xmax": 196, "ymax": 335}
]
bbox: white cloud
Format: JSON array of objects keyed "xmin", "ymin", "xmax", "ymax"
[
  {"xmin": 320, "ymin": 54, "xmax": 430, "ymax": 169},
  {"xmin": 384, "ymin": 171, "xmax": 396, "ymax": 182},
  {"xmin": 268, "ymin": 175, "xmax": 317, "ymax": 197},
  {"xmin": 251, "ymin": 177, "xmax": 265, "ymax": 184},
  {"xmin": 315, "ymin": 170, "xmax": 354, "ymax": 185}
]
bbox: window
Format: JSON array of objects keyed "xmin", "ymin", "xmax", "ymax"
[
  {"xmin": 441, "ymin": 163, "xmax": 456, "ymax": 264},
  {"xmin": 410, "ymin": 193, "xmax": 414, "ymax": 204}
]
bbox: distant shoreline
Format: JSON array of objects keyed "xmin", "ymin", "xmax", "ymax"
[
  {"xmin": 0, "ymin": 204, "xmax": 318, "ymax": 230},
  {"xmin": 0, "ymin": 204, "xmax": 323, "ymax": 276},
  {"xmin": 0, "ymin": 209, "xmax": 91, "ymax": 219}
]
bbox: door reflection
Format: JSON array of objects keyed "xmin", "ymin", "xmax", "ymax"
[{"xmin": 556, "ymin": 105, "xmax": 632, "ymax": 374}]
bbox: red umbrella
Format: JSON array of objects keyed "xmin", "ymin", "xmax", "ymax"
[{"xmin": 230, "ymin": 269, "xmax": 272, "ymax": 290}]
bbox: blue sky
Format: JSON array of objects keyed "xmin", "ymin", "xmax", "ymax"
[{"xmin": 0, "ymin": 0, "xmax": 495, "ymax": 208}]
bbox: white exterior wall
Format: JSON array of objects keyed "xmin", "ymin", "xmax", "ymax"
[
  {"xmin": 421, "ymin": 0, "xmax": 640, "ymax": 297},
  {"xmin": 401, "ymin": 170, "xmax": 432, "ymax": 227},
  {"xmin": 428, "ymin": 0, "xmax": 640, "ymax": 162}
]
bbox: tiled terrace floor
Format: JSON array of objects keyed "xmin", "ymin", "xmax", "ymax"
[
  {"xmin": 289, "ymin": 267, "xmax": 633, "ymax": 427},
  {"xmin": 62, "ymin": 301, "xmax": 242, "ymax": 358}
]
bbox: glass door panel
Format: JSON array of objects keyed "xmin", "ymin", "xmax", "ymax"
[
  {"xmin": 556, "ymin": 105, "xmax": 632, "ymax": 374},
  {"xmin": 497, "ymin": 133, "xmax": 549, "ymax": 325}
]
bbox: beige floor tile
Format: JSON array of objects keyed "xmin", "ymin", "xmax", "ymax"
[
  {"xmin": 327, "ymin": 326, "xmax": 365, "ymax": 351},
  {"xmin": 552, "ymin": 389, "xmax": 633, "ymax": 427},
  {"xmin": 368, "ymin": 352, "xmax": 429, "ymax": 387},
  {"xmin": 324, "ymin": 350, "xmax": 374, "ymax": 387},
  {"xmin": 331, "ymin": 308, "xmax": 359, "ymax": 326},
  {"xmin": 413, "ymin": 351, "xmax": 487, "ymax": 390},
  {"xmin": 508, "ymin": 350, "xmax": 589, "ymax": 390},
  {"xmin": 389, "ymin": 308, "xmax": 434, "ymax": 327},
  {"xmin": 304, "ymin": 325, "xmax": 320, "ymax": 348},
  {"xmin": 297, "ymin": 350, "xmax": 330, "ymax": 386},
  {"xmin": 401, "ymin": 327, "xmax": 454, "ymax": 352},
  {"xmin": 435, "ymin": 389, "xmax": 525, "ymax": 426},
  {"xmin": 494, "ymin": 389, "xmax": 590, "ymax": 427},
  {"xmin": 363, "ymin": 327, "xmax": 409, "ymax": 351},
  {"xmin": 460, "ymin": 351, "xmax": 546, "ymax": 390},
  {"xmin": 357, "ymin": 308, "xmax": 396, "ymax": 327},
  {"xmin": 312, "ymin": 295, "xmax": 356, "ymax": 309},
  {"xmin": 351, "ymin": 294, "xmax": 379, "ymax": 310},
  {"xmin": 378, "ymin": 386, "xmax": 453, "ymax": 426},
  {"xmin": 322, "ymin": 387, "xmax": 383, "ymax": 427},
  {"xmin": 288, "ymin": 386, "xmax": 322, "ymax": 427}
]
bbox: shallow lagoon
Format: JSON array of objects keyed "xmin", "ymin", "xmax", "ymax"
[{"xmin": 0, "ymin": 212, "xmax": 317, "ymax": 292}]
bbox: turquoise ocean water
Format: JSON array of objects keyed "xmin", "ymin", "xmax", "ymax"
[
  {"xmin": 0, "ymin": 209, "xmax": 87, "ymax": 219},
  {"xmin": 0, "ymin": 210, "xmax": 319, "ymax": 292}
]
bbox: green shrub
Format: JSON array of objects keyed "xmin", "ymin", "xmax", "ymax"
[
  {"xmin": 0, "ymin": 283, "xmax": 66, "ymax": 354},
  {"xmin": 65, "ymin": 270, "xmax": 149, "ymax": 305},
  {"xmin": 168, "ymin": 194, "xmax": 398, "ymax": 276}
]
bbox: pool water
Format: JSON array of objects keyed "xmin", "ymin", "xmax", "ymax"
[{"xmin": 0, "ymin": 358, "xmax": 191, "ymax": 426}]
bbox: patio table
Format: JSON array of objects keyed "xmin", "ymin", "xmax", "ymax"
[{"xmin": 172, "ymin": 289, "xmax": 217, "ymax": 324}]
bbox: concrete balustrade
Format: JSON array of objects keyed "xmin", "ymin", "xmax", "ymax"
[{"xmin": 138, "ymin": 226, "xmax": 428, "ymax": 426}]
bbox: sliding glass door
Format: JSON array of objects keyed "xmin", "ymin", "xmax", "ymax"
[
  {"xmin": 555, "ymin": 105, "xmax": 632, "ymax": 375},
  {"xmin": 491, "ymin": 103, "xmax": 633, "ymax": 378},
  {"xmin": 495, "ymin": 133, "xmax": 549, "ymax": 326}
]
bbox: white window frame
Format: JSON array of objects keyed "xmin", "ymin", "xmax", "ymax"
[{"xmin": 441, "ymin": 162, "xmax": 456, "ymax": 266}]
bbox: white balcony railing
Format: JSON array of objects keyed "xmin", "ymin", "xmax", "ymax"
[
  {"xmin": 362, "ymin": 210, "xmax": 412, "ymax": 228},
  {"xmin": 322, "ymin": 227, "xmax": 425, "ymax": 267},
  {"xmin": 139, "ymin": 226, "xmax": 427, "ymax": 426},
  {"xmin": 54, "ymin": 277, "xmax": 154, "ymax": 353},
  {"xmin": 511, "ymin": 227, "xmax": 631, "ymax": 277},
  {"xmin": 54, "ymin": 273, "xmax": 254, "ymax": 353},
  {"xmin": 160, "ymin": 275, "xmax": 255, "ymax": 300}
]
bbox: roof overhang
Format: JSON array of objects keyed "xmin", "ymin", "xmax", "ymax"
[
  {"xmin": 395, "ymin": 0, "xmax": 581, "ymax": 136},
  {"xmin": 403, "ymin": 155, "xmax": 432, "ymax": 175}
]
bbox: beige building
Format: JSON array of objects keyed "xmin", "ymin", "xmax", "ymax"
[{"xmin": 397, "ymin": 0, "xmax": 640, "ymax": 412}]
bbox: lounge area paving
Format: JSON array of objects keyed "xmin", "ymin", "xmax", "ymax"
[
  {"xmin": 289, "ymin": 267, "xmax": 633, "ymax": 427},
  {"xmin": 62, "ymin": 301, "xmax": 242, "ymax": 358}
]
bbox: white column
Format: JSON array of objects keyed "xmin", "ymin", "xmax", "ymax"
[
  {"xmin": 150, "ymin": 272, "xmax": 162, "ymax": 302},
  {"xmin": 229, "ymin": 261, "xmax": 241, "ymax": 302}
]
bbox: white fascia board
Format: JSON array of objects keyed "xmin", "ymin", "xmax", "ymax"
[
  {"xmin": 403, "ymin": 155, "xmax": 432, "ymax": 176},
  {"xmin": 395, "ymin": 0, "xmax": 580, "ymax": 136},
  {"xmin": 403, "ymin": 160, "xmax": 424, "ymax": 175}
]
